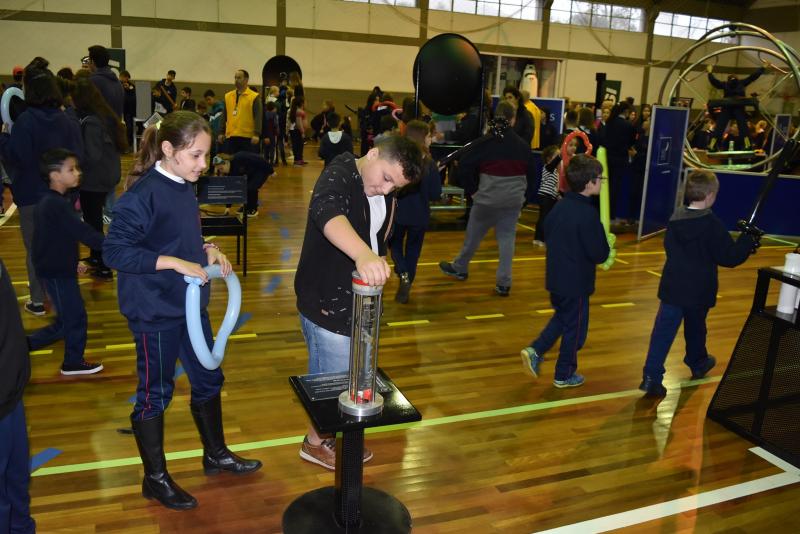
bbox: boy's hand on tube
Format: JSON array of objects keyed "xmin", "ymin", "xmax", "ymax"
[{"xmin": 355, "ymin": 250, "xmax": 390, "ymax": 287}]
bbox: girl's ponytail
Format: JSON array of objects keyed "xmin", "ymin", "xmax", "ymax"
[{"xmin": 125, "ymin": 125, "xmax": 159, "ymax": 189}]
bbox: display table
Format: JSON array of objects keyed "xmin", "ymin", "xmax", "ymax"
[{"xmin": 283, "ymin": 368, "xmax": 421, "ymax": 533}]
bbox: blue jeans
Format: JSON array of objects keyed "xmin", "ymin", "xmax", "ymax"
[
  {"xmin": 643, "ymin": 302, "xmax": 710, "ymax": 383},
  {"xmin": 131, "ymin": 314, "xmax": 224, "ymax": 421},
  {"xmin": 299, "ymin": 313, "xmax": 350, "ymax": 375},
  {"xmin": 28, "ymin": 278, "xmax": 87, "ymax": 366},
  {"xmin": 531, "ymin": 294, "xmax": 590, "ymax": 380},
  {"xmin": 0, "ymin": 400, "xmax": 36, "ymax": 534}
]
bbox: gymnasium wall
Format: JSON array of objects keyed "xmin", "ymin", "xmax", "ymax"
[{"xmin": 0, "ymin": 0, "xmax": 798, "ymax": 110}]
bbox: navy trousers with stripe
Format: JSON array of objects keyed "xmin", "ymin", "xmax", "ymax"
[
  {"xmin": 530, "ymin": 294, "xmax": 590, "ymax": 381},
  {"xmin": 131, "ymin": 313, "xmax": 224, "ymax": 421},
  {"xmin": 0, "ymin": 400, "xmax": 36, "ymax": 534}
]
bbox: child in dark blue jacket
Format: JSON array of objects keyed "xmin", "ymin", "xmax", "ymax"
[
  {"xmin": 103, "ymin": 111, "xmax": 261, "ymax": 511},
  {"xmin": 639, "ymin": 169, "xmax": 756, "ymax": 396},
  {"xmin": 28, "ymin": 149, "xmax": 105, "ymax": 375},
  {"xmin": 521, "ymin": 154, "xmax": 610, "ymax": 388},
  {"xmin": 391, "ymin": 120, "xmax": 442, "ymax": 303}
]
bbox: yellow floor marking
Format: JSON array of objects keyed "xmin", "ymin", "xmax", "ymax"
[
  {"xmin": 614, "ymin": 257, "xmax": 629, "ymax": 264},
  {"xmin": 30, "ymin": 350, "xmax": 53, "ymax": 355},
  {"xmin": 105, "ymin": 343, "xmax": 135, "ymax": 350},
  {"xmin": 535, "ymin": 309, "xmax": 555, "ymax": 314},
  {"xmin": 601, "ymin": 302, "xmax": 636, "ymax": 308},
  {"xmin": 647, "ymin": 270, "xmax": 662, "ymax": 277},
  {"xmin": 465, "ymin": 313, "xmax": 504, "ymax": 320},
  {"xmin": 12, "ymin": 281, "xmax": 27, "ymax": 286},
  {"xmin": 517, "ymin": 222, "xmax": 535, "ymax": 231},
  {"xmin": 386, "ymin": 319, "xmax": 430, "ymax": 327},
  {"xmin": 228, "ymin": 333, "xmax": 257, "ymax": 340}
]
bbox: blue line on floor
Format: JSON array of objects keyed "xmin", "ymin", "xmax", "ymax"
[
  {"xmin": 263, "ymin": 275, "xmax": 282, "ymax": 295},
  {"xmin": 270, "ymin": 212, "xmax": 280, "ymax": 220},
  {"xmin": 280, "ymin": 248, "xmax": 291, "ymax": 262},
  {"xmin": 31, "ymin": 448, "xmax": 62, "ymax": 471},
  {"xmin": 233, "ymin": 312, "xmax": 252, "ymax": 333},
  {"xmin": 280, "ymin": 227, "xmax": 289, "ymax": 239}
]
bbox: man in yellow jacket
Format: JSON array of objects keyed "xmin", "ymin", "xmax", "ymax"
[
  {"xmin": 520, "ymin": 89, "xmax": 542, "ymax": 149},
  {"xmin": 218, "ymin": 69, "xmax": 263, "ymax": 154}
]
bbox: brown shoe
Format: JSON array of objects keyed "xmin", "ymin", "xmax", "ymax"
[{"xmin": 299, "ymin": 436, "xmax": 373, "ymax": 470}]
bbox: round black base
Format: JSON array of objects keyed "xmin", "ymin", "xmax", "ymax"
[{"xmin": 282, "ymin": 486, "xmax": 411, "ymax": 533}]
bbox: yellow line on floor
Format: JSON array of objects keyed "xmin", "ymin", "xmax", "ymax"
[
  {"xmin": 517, "ymin": 222, "xmax": 535, "ymax": 231},
  {"xmin": 105, "ymin": 343, "xmax": 135, "ymax": 350},
  {"xmin": 16, "ymin": 294, "xmax": 30, "ymax": 302},
  {"xmin": 12, "ymin": 281, "xmax": 27, "ymax": 286},
  {"xmin": 386, "ymin": 319, "xmax": 430, "ymax": 327},
  {"xmin": 466, "ymin": 313, "xmax": 505, "ymax": 320},
  {"xmin": 228, "ymin": 333, "xmax": 257, "ymax": 340},
  {"xmin": 536, "ymin": 309, "xmax": 555, "ymax": 314},
  {"xmin": 647, "ymin": 270, "xmax": 662, "ymax": 277},
  {"xmin": 614, "ymin": 257, "xmax": 629, "ymax": 264},
  {"xmin": 0, "ymin": 203, "xmax": 17, "ymax": 226},
  {"xmin": 30, "ymin": 350, "xmax": 53, "ymax": 355},
  {"xmin": 601, "ymin": 302, "xmax": 636, "ymax": 308}
]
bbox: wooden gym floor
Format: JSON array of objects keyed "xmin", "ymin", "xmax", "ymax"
[{"xmin": 1, "ymin": 152, "xmax": 798, "ymax": 533}]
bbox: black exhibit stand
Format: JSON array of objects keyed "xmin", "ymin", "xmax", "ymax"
[
  {"xmin": 707, "ymin": 267, "xmax": 800, "ymax": 467},
  {"xmin": 283, "ymin": 368, "xmax": 421, "ymax": 533}
]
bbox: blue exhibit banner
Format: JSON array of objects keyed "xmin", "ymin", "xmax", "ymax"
[
  {"xmin": 769, "ymin": 114, "xmax": 792, "ymax": 156},
  {"xmin": 531, "ymin": 97, "xmax": 565, "ymax": 137},
  {"xmin": 638, "ymin": 106, "xmax": 690, "ymax": 240}
]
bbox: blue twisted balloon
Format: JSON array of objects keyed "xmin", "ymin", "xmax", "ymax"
[{"xmin": 184, "ymin": 265, "xmax": 241, "ymax": 370}]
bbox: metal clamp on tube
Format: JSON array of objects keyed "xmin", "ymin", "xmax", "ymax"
[
  {"xmin": 339, "ymin": 272, "xmax": 384, "ymax": 417},
  {"xmin": 184, "ymin": 264, "xmax": 242, "ymax": 370}
]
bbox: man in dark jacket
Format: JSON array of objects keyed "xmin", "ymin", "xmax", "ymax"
[
  {"xmin": 639, "ymin": 169, "xmax": 756, "ymax": 396},
  {"xmin": 707, "ymin": 63, "xmax": 766, "ymax": 151},
  {"xmin": 87, "ymin": 45, "xmax": 123, "ymax": 118},
  {"xmin": 0, "ymin": 259, "xmax": 36, "ymax": 533}
]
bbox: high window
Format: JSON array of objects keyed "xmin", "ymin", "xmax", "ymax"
[
  {"xmin": 654, "ymin": 12, "xmax": 733, "ymax": 42},
  {"xmin": 550, "ymin": 1, "xmax": 644, "ymax": 32}
]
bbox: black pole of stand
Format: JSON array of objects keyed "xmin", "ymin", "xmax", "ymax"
[{"xmin": 335, "ymin": 430, "xmax": 365, "ymax": 527}]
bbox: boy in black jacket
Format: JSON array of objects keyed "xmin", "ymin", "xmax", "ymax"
[
  {"xmin": 0, "ymin": 260, "xmax": 36, "ymax": 533},
  {"xmin": 639, "ymin": 169, "xmax": 756, "ymax": 396},
  {"xmin": 295, "ymin": 135, "xmax": 422, "ymax": 469},
  {"xmin": 28, "ymin": 149, "xmax": 105, "ymax": 375},
  {"xmin": 521, "ymin": 154, "xmax": 609, "ymax": 388}
]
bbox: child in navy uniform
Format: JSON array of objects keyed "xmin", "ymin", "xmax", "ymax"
[
  {"xmin": 28, "ymin": 149, "xmax": 104, "ymax": 375},
  {"xmin": 391, "ymin": 120, "xmax": 442, "ymax": 303},
  {"xmin": 521, "ymin": 154, "xmax": 609, "ymax": 388},
  {"xmin": 103, "ymin": 111, "xmax": 261, "ymax": 511},
  {"xmin": 0, "ymin": 260, "xmax": 36, "ymax": 534},
  {"xmin": 639, "ymin": 169, "xmax": 756, "ymax": 396}
]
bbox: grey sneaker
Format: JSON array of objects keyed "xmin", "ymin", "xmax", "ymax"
[
  {"xmin": 553, "ymin": 373, "xmax": 585, "ymax": 388},
  {"xmin": 24, "ymin": 301, "xmax": 46, "ymax": 316},
  {"xmin": 520, "ymin": 347, "xmax": 543, "ymax": 378},
  {"xmin": 439, "ymin": 261, "xmax": 467, "ymax": 281}
]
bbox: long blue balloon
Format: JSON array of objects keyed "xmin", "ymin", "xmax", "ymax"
[{"xmin": 184, "ymin": 265, "xmax": 241, "ymax": 370}]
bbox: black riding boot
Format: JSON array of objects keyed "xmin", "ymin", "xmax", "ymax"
[
  {"xmin": 132, "ymin": 414, "xmax": 198, "ymax": 510},
  {"xmin": 190, "ymin": 394, "xmax": 263, "ymax": 475}
]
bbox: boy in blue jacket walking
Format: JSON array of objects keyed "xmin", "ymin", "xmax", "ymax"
[
  {"xmin": 521, "ymin": 154, "xmax": 609, "ymax": 388},
  {"xmin": 639, "ymin": 169, "xmax": 756, "ymax": 396}
]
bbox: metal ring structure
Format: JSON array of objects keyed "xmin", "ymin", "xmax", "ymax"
[{"xmin": 657, "ymin": 23, "xmax": 800, "ymax": 171}]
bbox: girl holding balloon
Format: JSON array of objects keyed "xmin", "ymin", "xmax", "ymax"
[{"xmin": 103, "ymin": 111, "xmax": 261, "ymax": 511}]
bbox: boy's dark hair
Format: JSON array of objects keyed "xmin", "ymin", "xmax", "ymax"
[
  {"xmin": 565, "ymin": 154, "xmax": 602, "ymax": 193},
  {"xmin": 502, "ymin": 86, "xmax": 521, "ymax": 101},
  {"xmin": 87, "ymin": 45, "xmax": 109, "ymax": 68},
  {"xmin": 374, "ymin": 134, "xmax": 424, "ymax": 186},
  {"xmin": 24, "ymin": 60, "xmax": 63, "ymax": 108},
  {"xmin": 265, "ymin": 100, "xmax": 276, "ymax": 111},
  {"xmin": 565, "ymin": 110, "xmax": 578, "ymax": 124},
  {"xmin": 167, "ymin": 69, "xmax": 176, "ymax": 77},
  {"xmin": 203, "ymin": 89, "xmax": 215, "ymax": 98},
  {"xmin": 181, "ymin": 86, "xmax": 191, "ymax": 95},
  {"xmin": 327, "ymin": 112, "xmax": 341, "ymax": 129},
  {"xmin": 379, "ymin": 113, "xmax": 397, "ymax": 133},
  {"xmin": 542, "ymin": 144, "xmax": 560, "ymax": 161},
  {"xmin": 684, "ymin": 169, "xmax": 719, "ymax": 202},
  {"xmin": 120, "ymin": 70, "xmax": 130, "ymax": 78},
  {"xmin": 40, "ymin": 148, "xmax": 78, "ymax": 183}
]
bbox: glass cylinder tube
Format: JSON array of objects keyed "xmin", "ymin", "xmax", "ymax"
[{"xmin": 339, "ymin": 272, "xmax": 384, "ymax": 416}]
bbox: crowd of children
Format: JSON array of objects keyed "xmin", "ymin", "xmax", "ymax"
[{"xmin": 0, "ymin": 55, "xmax": 767, "ymax": 525}]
